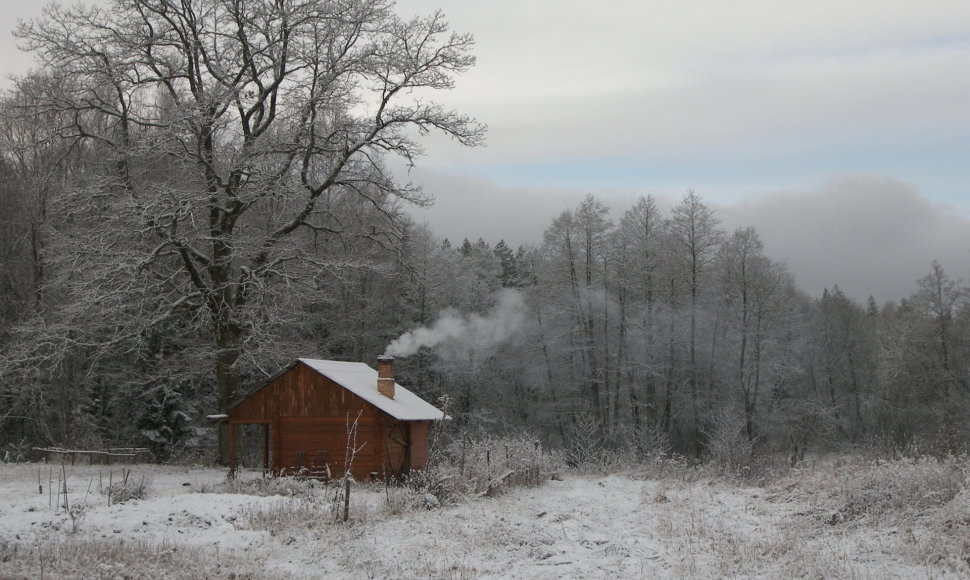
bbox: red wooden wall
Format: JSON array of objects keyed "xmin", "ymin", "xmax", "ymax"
[{"xmin": 227, "ymin": 361, "xmax": 430, "ymax": 479}]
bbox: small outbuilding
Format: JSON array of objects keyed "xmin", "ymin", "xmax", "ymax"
[{"xmin": 225, "ymin": 356, "xmax": 444, "ymax": 479}]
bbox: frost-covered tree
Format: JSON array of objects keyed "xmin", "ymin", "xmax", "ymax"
[
  {"xmin": 493, "ymin": 239, "xmax": 528, "ymax": 288},
  {"xmin": 812, "ymin": 286, "xmax": 876, "ymax": 439},
  {"xmin": 613, "ymin": 195, "xmax": 666, "ymax": 438},
  {"xmin": 12, "ymin": 0, "xmax": 484, "ymax": 459},
  {"xmin": 668, "ymin": 191, "xmax": 722, "ymax": 455},
  {"xmin": 718, "ymin": 227, "xmax": 795, "ymax": 440},
  {"xmin": 541, "ymin": 195, "xmax": 613, "ymax": 427},
  {"xmin": 913, "ymin": 261, "xmax": 966, "ymax": 399}
]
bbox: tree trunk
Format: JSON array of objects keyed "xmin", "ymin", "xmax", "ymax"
[
  {"xmin": 690, "ymin": 267, "xmax": 700, "ymax": 458},
  {"xmin": 661, "ymin": 279, "xmax": 677, "ymax": 435}
]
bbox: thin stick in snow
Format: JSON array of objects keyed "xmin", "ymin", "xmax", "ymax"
[
  {"xmin": 61, "ymin": 464, "xmax": 69, "ymax": 512},
  {"xmin": 343, "ymin": 477, "xmax": 351, "ymax": 523},
  {"xmin": 83, "ymin": 474, "xmax": 95, "ymax": 506}
]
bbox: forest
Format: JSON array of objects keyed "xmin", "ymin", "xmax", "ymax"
[{"xmin": 2, "ymin": 0, "xmax": 969, "ymax": 468}]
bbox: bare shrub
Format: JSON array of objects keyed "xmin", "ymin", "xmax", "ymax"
[
  {"xmin": 452, "ymin": 434, "xmax": 560, "ymax": 494},
  {"xmin": 598, "ymin": 424, "xmax": 682, "ymax": 478},
  {"xmin": 103, "ymin": 473, "xmax": 153, "ymax": 504},
  {"xmin": 219, "ymin": 474, "xmax": 317, "ymax": 500},
  {"xmin": 403, "ymin": 434, "xmax": 563, "ymax": 506},
  {"xmin": 560, "ymin": 414, "xmax": 656, "ymax": 473},
  {"xmin": 703, "ymin": 408, "xmax": 753, "ymax": 478},
  {"xmin": 867, "ymin": 430, "xmax": 970, "ymax": 461},
  {"xmin": 628, "ymin": 453, "xmax": 700, "ymax": 483},
  {"xmin": 741, "ymin": 451, "xmax": 793, "ymax": 485},
  {"xmin": 396, "ymin": 466, "xmax": 457, "ymax": 508},
  {"xmin": 237, "ymin": 498, "xmax": 329, "ymax": 535},
  {"xmin": 1, "ymin": 439, "xmax": 30, "ymax": 463},
  {"xmin": 382, "ymin": 480, "xmax": 441, "ymax": 515},
  {"xmin": 563, "ymin": 413, "xmax": 607, "ymax": 469},
  {"xmin": 66, "ymin": 503, "xmax": 88, "ymax": 534},
  {"xmin": 635, "ymin": 425, "xmax": 673, "ymax": 461}
]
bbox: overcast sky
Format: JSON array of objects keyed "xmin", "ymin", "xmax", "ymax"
[
  {"xmin": 389, "ymin": 0, "xmax": 970, "ymax": 303},
  {"xmin": 3, "ymin": 0, "xmax": 969, "ymax": 303}
]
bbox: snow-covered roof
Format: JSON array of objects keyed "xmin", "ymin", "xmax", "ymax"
[{"xmin": 297, "ymin": 358, "xmax": 444, "ymax": 422}]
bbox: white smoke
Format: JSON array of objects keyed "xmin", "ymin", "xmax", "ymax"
[{"xmin": 386, "ymin": 289, "xmax": 527, "ymax": 359}]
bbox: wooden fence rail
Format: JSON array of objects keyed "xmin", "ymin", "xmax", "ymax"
[{"xmin": 32, "ymin": 447, "xmax": 151, "ymax": 465}]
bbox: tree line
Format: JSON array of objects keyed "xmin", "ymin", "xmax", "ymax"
[
  {"xmin": 386, "ymin": 194, "xmax": 970, "ymax": 463},
  {"xmin": 2, "ymin": 0, "xmax": 968, "ymax": 463}
]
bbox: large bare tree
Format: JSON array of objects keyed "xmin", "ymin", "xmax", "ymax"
[
  {"xmin": 13, "ymin": 0, "xmax": 484, "ymax": 459},
  {"xmin": 719, "ymin": 226, "xmax": 794, "ymax": 440},
  {"xmin": 613, "ymin": 195, "xmax": 665, "ymax": 438},
  {"xmin": 669, "ymin": 190, "xmax": 722, "ymax": 455}
]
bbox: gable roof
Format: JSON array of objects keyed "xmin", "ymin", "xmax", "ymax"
[{"xmin": 297, "ymin": 358, "xmax": 445, "ymax": 421}]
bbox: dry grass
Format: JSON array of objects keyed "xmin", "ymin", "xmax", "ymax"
[
  {"xmin": 766, "ymin": 454, "xmax": 970, "ymax": 577},
  {"xmin": 216, "ymin": 473, "xmax": 319, "ymax": 499},
  {"xmin": 0, "ymin": 538, "xmax": 263, "ymax": 579},
  {"xmin": 4, "ymin": 453, "xmax": 968, "ymax": 578},
  {"xmin": 772, "ymin": 455, "xmax": 966, "ymax": 522}
]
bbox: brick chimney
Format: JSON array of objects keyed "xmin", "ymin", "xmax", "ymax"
[{"xmin": 377, "ymin": 355, "xmax": 395, "ymax": 399}]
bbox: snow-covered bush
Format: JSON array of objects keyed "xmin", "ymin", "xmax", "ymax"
[
  {"xmin": 382, "ymin": 479, "xmax": 441, "ymax": 514},
  {"xmin": 628, "ymin": 452, "xmax": 699, "ymax": 483},
  {"xmin": 832, "ymin": 455, "xmax": 966, "ymax": 522},
  {"xmin": 703, "ymin": 408, "xmax": 753, "ymax": 478},
  {"xmin": 563, "ymin": 413, "xmax": 607, "ymax": 469},
  {"xmin": 562, "ymin": 417, "xmax": 675, "ymax": 474},
  {"xmin": 919, "ymin": 484, "xmax": 970, "ymax": 575},
  {"xmin": 220, "ymin": 474, "xmax": 318, "ymax": 500},
  {"xmin": 137, "ymin": 383, "xmax": 195, "ymax": 462},
  {"xmin": 407, "ymin": 434, "xmax": 563, "ymax": 505},
  {"xmin": 1, "ymin": 439, "xmax": 31, "ymax": 463},
  {"xmin": 633, "ymin": 425, "xmax": 673, "ymax": 462},
  {"xmin": 104, "ymin": 474, "xmax": 153, "ymax": 504}
]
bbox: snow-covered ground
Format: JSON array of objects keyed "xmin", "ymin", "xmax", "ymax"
[{"xmin": 0, "ymin": 460, "xmax": 966, "ymax": 578}]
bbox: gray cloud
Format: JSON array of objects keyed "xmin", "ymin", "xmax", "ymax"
[
  {"xmin": 402, "ymin": 167, "xmax": 593, "ymax": 248},
  {"xmin": 0, "ymin": 3, "xmax": 48, "ymax": 87},
  {"xmin": 718, "ymin": 177, "xmax": 970, "ymax": 304},
  {"xmin": 408, "ymin": 168, "xmax": 970, "ymax": 304},
  {"xmin": 392, "ymin": 0, "xmax": 970, "ymax": 168}
]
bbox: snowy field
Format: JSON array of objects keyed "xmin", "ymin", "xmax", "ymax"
[{"xmin": 1, "ymin": 458, "xmax": 968, "ymax": 578}]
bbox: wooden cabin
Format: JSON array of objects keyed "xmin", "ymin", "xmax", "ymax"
[{"xmin": 225, "ymin": 356, "xmax": 444, "ymax": 479}]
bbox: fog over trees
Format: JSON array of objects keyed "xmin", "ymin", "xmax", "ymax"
[{"xmin": 2, "ymin": 0, "xmax": 969, "ymax": 464}]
